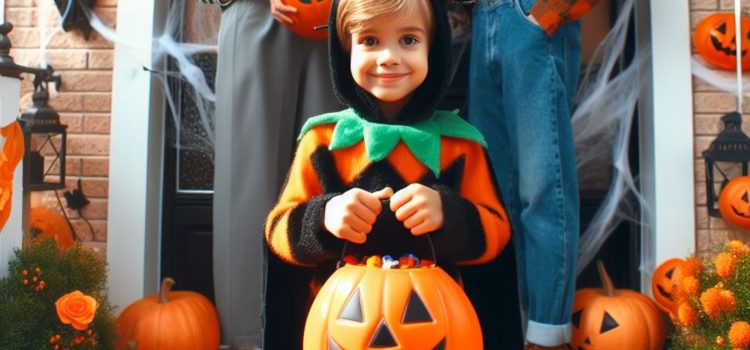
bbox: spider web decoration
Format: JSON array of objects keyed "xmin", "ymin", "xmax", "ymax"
[{"xmin": 53, "ymin": 0, "xmax": 96, "ymax": 40}]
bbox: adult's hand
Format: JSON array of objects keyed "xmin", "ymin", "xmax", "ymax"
[{"xmin": 269, "ymin": 0, "xmax": 297, "ymax": 24}]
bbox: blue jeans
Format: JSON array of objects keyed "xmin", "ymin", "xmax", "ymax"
[{"xmin": 468, "ymin": 0, "xmax": 581, "ymax": 346}]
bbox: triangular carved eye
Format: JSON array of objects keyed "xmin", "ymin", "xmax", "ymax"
[
  {"xmin": 665, "ymin": 267, "xmax": 675, "ymax": 279},
  {"xmin": 402, "ymin": 290, "xmax": 433, "ymax": 324},
  {"xmin": 718, "ymin": 22, "xmax": 727, "ymax": 34},
  {"xmin": 328, "ymin": 336, "xmax": 342, "ymax": 350},
  {"xmin": 370, "ymin": 319, "xmax": 398, "ymax": 348},
  {"xmin": 742, "ymin": 191, "xmax": 749, "ymax": 203},
  {"xmin": 600, "ymin": 311, "xmax": 619, "ymax": 334},
  {"xmin": 433, "ymin": 337, "xmax": 447, "ymax": 350},
  {"xmin": 571, "ymin": 309, "xmax": 583, "ymax": 329},
  {"xmin": 339, "ymin": 289, "xmax": 363, "ymax": 322}
]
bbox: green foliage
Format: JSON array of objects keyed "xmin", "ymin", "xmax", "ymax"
[
  {"xmin": 0, "ymin": 239, "xmax": 117, "ymax": 349},
  {"xmin": 671, "ymin": 241, "xmax": 750, "ymax": 349}
]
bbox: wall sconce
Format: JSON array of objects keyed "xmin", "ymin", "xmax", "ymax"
[
  {"xmin": 703, "ymin": 112, "xmax": 750, "ymax": 217},
  {"xmin": 0, "ymin": 22, "xmax": 66, "ymax": 192}
]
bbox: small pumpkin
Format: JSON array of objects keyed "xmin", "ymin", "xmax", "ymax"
[
  {"xmin": 651, "ymin": 258, "xmax": 685, "ymax": 313},
  {"xmin": 304, "ymin": 264, "xmax": 483, "ymax": 350},
  {"xmin": 116, "ymin": 278, "xmax": 220, "ymax": 350},
  {"xmin": 694, "ymin": 13, "xmax": 750, "ymax": 71},
  {"xmin": 571, "ymin": 261, "xmax": 665, "ymax": 350},
  {"xmin": 280, "ymin": 0, "xmax": 331, "ymax": 41},
  {"xmin": 29, "ymin": 206, "xmax": 75, "ymax": 249},
  {"xmin": 719, "ymin": 176, "xmax": 750, "ymax": 228}
]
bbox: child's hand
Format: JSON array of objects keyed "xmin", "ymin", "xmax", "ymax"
[
  {"xmin": 324, "ymin": 187, "xmax": 393, "ymax": 243},
  {"xmin": 390, "ymin": 184, "xmax": 443, "ymax": 235},
  {"xmin": 269, "ymin": 0, "xmax": 297, "ymax": 24}
]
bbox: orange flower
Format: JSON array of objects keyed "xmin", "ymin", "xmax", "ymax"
[
  {"xmin": 717, "ymin": 335, "xmax": 725, "ymax": 345},
  {"xmin": 55, "ymin": 290, "xmax": 98, "ymax": 331},
  {"xmin": 682, "ymin": 257, "xmax": 703, "ymax": 277},
  {"xmin": 700, "ymin": 285, "xmax": 737, "ymax": 319},
  {"xmin": 680, "ymin": 276, "xmax": 701, "ymax": 297},
  {"xmin": 729, "ymin": 321, "xmax": 750, "ymax": 348},
  {"xmin": 727, "ymin": 240, "xmax": 750, "ymax": 254},
  {"xmin": 677, "ymin": 301, "xmax": 698, "ymax": 327},
  {"xmin": 715, "ymin": 252, "xmax": 738, "ymax": 279}
]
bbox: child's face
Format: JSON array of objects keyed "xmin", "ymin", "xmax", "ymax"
[{"xmin": 348, "ymin": 13, "xmax": 430, "ymax": 117}]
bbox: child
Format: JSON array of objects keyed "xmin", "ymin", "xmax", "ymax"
[{"xmin": 265, "ymin": 0, "xmax": 522, "ymax": 348}]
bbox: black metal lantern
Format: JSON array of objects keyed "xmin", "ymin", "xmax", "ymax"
[
  {"xmin": 703, "ymin": 112, "xmax": 750, "ymax": 217},
  {"xmin": 18, "ymin": 82, "xmax": 67, "ymax": 192}
]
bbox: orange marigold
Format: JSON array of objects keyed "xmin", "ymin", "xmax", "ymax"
[
  {"xmin": 729, "ymin": 321, "xmax": 750, "ymax": 348},
  {"xmin": 700, "ymin": 286, "xmax": 738, "ymax": 319},
  {"xmin": 715, "ymin": 252, "xmax": 738, "ymax": 279},
  {"xmin": 682, "ymin": 257, "xmax": 703, "ymax": 277},
  {"xmin": 717, "ymin": 335, "xmax": 725, "ymax": 345},
  {"xmin": 727, "ymin": 240, "xmax": 750, "ymax": 254},
  {"xmin": 680, "ymin": 276, "xmax": 701, "ymax": 297},
  {"xmin": 677, "ymin": 302, "xmax": 698, "ymax": 327}
]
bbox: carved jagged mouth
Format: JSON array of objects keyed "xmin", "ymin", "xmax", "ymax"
[
  {"xmin": 328, "ymin": 335, "xmax": 447, "ymax": 349},
  {"xmin": 731, "ymin": 205, "xmax": 750, "ymax": 218},
  {"xmin": 656, "ymin": 284, "xmax": 673, "ymax": 300}
]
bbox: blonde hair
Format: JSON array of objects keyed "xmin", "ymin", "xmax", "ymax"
[{"xmin": 336, "ymin": 0, "xmax": 434, "ymax": 51}]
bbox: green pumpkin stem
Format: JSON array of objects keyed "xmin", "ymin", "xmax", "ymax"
[
  {"xmin": 596, "ymin": 260, "xmax": 616, "ymax": 296},
  {"xmin": 159, "ymin": 278, "xmax": 176, "ymax": 303}
]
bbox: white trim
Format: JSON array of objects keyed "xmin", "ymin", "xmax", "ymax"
[
  {"xmin": 107, "ymin": 0, "xmax": 167, "ymax": 311},
  {"xmin": 1, "ymin": 0, "xmax": 5, "ymax": 23},
  {"xmin": 0, "ymin": 76, "xmax": 22, "ymax": 278},
  {"xmin": 636, "ymin": 0, "xmax": 695, "ymax": 294}
]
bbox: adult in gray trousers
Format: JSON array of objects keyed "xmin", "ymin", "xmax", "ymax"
[{"xmin": 202, "ymin": 0, "xmax": 340, "ymax": 348}]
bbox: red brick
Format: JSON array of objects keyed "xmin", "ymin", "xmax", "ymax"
[
  {"xmin": 43, "ymin": 156, "xmax": 81, "ymax": 176},
  {"xmin": 61, "ymin": 71, "xmax": 112, "ymax": 92},
  {"xmin": 5, "ymin": 8, "xmax": 36, "ymax": 27},
  {"xmin": 80, "ymin": 198, "xmax": 107, "ymax": 219},
  {"xmin": 97, "ymin": 0, "xmax": 118, "ymax": 7},
  {"xmin": 693, "ymin": 92, "xmax": 737, "ymax": 114},
  {"xmin": 92, "ymin": 8, "xmax": 117, "ymax": 27},
  {"xmin": 11, "ymin": 49, "xmax": 88, "ymax": 69},
  {"xmin": 82, "ymin": 114, "xmax": 110, "ymax": 134},
  {"xmin": 82, "ymin": 94, "xmax": 111, "ymax": 112},
  {"xmin": 46, "ymin": 28, "xmax": 114, "ymax": 49},
  {"xmin": 67, "ymin": 135, "xmax": 109, "ymax": 156},
  {"xmin": 77, "ymin": 178, "xmax": 108, "ymax": 198},
  {"xmin": 70, "ymin": 219, "xmax": 94, "ymax": 242},
  {"xmin": 47, "ymin": 93, "xmax": 83, "ymax": 112},
  {"xmin": 70, "ymin": 219, "xmax": 107, "ymax": 241},
  {"xmin": 81, "ymin": 158, "xmax": 108, "ymax": 176},
  {"xmin": 88, "ymin": 50, "xmax": 113, "ymax": 69},
  {"xmin": 7, "ymin": 27, "xmax": 40, "ymax": 48},
  {"xmin": 59, "ymin": 113, "xmax": 83, "ymax": 133},
  {"xmin": 5, "ymin": 0, "xmax": 34, "ymax": 7}
]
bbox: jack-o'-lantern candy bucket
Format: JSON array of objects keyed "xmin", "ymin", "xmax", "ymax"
[{"xmin": 303, "ymin": 252, "xmax": 483, "ymax": 350}]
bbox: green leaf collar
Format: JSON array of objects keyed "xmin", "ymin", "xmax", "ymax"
[{"xmin": 298, "ymin": 109, "xmax": 486, "ymax": 177}]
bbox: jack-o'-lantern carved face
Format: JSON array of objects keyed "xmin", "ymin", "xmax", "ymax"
[
  {"xmin": 304, "ymin": 265, "xmax": 483, "ymax": 350},
  {"xmin": 571, "ymin": 262, "xmax": 665, "ymax": 350},
  {"xmin": 651, "ymin": 258, "xmax": 685, "ymax": 313},
  {"xmin": 694, "ymin": 13, "xmax": 750, "ymax": 71},
  {"xmin": 719, "ymin": 176, "xmax": 750, "ymax": 228}
]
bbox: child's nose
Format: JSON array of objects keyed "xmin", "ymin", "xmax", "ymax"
[{"xmin": 376, "ymin": 48, "xmax": 400, "ymax": 66}]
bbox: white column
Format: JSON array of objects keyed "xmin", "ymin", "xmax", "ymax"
[
  {"xmin": 107, "ymin": 0, "xmax": 166, "ymax": 311},
  {"xmin": 636, "ymin": 0, "xmax": 695, "ymax": 294},
  {"xmin": 0, "ymin": 75, "xmax": 22, "ymax": 278}
]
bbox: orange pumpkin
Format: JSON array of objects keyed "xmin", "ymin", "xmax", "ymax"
[
  {"xmin": 651, "ymin": 258, "xmax": 685, "ymax": 313},
  {"xmin": 719, "ymin": 176, "xmax": 750, "ymax": 228},
  {"xmin": 116, "ymin": 278, "xmax": 220, "ymax": 350},
  {"xmin": 304, "ymin": 264, "xmax": 483, "ymax": 350},
  {"xmin": 571, "ymin": 261, "xmax": 665, "ymax": 350},
  {"xmin": 280, "ymin": 0, "xmax": 331, "ymax": 41},
  {"xmin": 694, "ymin": 13, "xmax": 750, "ymax": 71},
  {"xmin": 29, "ymin": 206, "xmax": 75, "ymax": 249}
]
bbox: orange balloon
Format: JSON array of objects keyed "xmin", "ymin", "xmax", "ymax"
[
  {"xmin": 280, "ymin": 0, "xmax": 331, "ymax": 41},
  {"xmin": 694, "ymin": 13, "xmax": 750, "ymax": 71}
]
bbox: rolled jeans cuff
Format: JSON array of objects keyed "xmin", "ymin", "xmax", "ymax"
[{"xmin": 525, "ymin": 320, "xmax": 571, "ymax": 347}]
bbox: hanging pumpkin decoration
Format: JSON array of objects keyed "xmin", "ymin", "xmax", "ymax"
[
  {"xmin": 651, "ymin": 258, "xmax": 685, "ymax": 313},
  {"xmin": 719, "ymin": 176, "xmax": 750, "ymax": 228},
  {"xmin": 29, "ymin": 206, "xmax": 75, "ymax": 249},
  {"xmin": 693, "ymin": 13, "xmax": 750, "ymax": 71},
  {"xmin": 304, "ymin": 263, "xmax": 483, "ymax": 350},
  {"xmin": 280, "ymin": 0, "xmax": 331, "ymax": 41},
  {"xmin": 116, "ymin": 278, "xmax": 220, "ymax": 350},
  {"xmin": 571, "ymin": 261, "xmax": 665, "ymax": 350}
]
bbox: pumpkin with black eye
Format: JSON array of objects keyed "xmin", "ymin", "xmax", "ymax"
[
  {"xmin": 651, "ymin": 258, "xmax": 685, "ymax": 313},
  {"xmin": 694, "ymin": 13, "xmax": 750, "ymax": 71},
  {"xmin": 719, "ymin": 176, "xmax": 750, "ymax": 228},
  {"xmin": 303, "ymin": 263, "xmax": 483, "ymax": 350},
  {"xmin": 571, "ymin": 261, "xmax": 665, "ymax": 350},
  {"xmin": 280, "ymin": 0, "xmax": 331, "ymax": 41}
]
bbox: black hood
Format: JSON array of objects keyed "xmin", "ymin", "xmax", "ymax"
[{"xmin": 327, "ymin": 0, "xmax": 452, "ymax": 124}]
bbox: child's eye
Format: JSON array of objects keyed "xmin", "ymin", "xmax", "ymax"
[
  {"xmin": 400, "ymin": 35, "xmax": 420, "ymax": 46},
  {"xmin": 362, "ymin": 37, "xmax": 378, "ymax": 47}
]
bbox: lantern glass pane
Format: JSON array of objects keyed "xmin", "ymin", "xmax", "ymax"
[{"xmin": 30, "ymin": 132, "xmax": 65, "ymax": 188}]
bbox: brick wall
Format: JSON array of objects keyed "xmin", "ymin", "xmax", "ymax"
[
  {"xmin": 5, "ymin": 0, "xmax": 116, "ymax": 252},
  {"xmin": 690, "ymin": 0, "xmax": 750, "ymax": 254}
]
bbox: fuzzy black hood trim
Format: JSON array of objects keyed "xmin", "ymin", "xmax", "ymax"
[{"xmin": 327, "ymin": 0, "xmax": 452, "ymax": 124}]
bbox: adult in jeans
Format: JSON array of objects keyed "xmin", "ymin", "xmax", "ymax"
[
  {"xmin": 200, "ymin": 0, "xmax": 340, "ymax": 348},
  {"xmin": 468, "ymin": 0, "xmax": 598, "ymax": 349}
]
